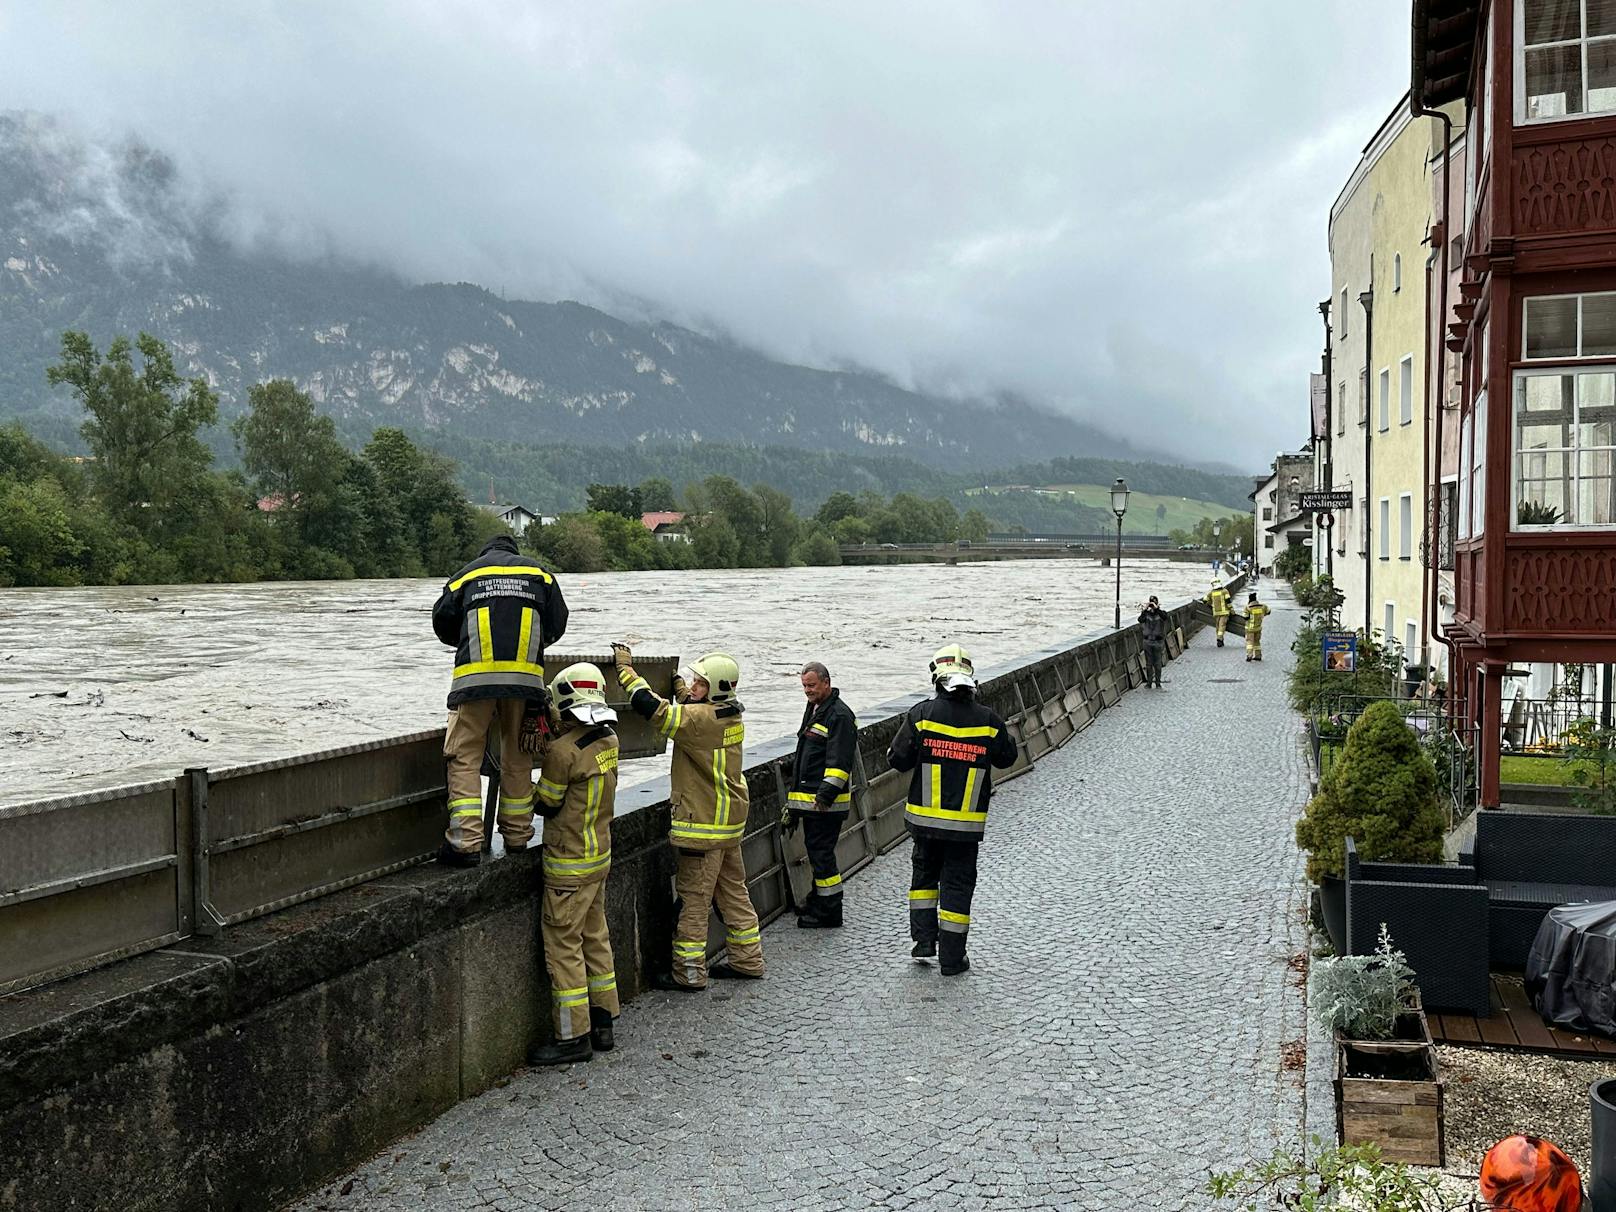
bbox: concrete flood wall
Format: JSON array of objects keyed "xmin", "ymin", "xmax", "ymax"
[{"xmin": 0, "ymin": 593, "xmax": 1224, "ymax": 1212}]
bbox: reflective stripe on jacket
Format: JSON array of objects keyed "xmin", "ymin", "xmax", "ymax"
[
  {"xmin": 432, "ymin": 536, "xmax": 567, "ymax": 707},
  {"xmin": 887, "ymin": 691, "xmax": 1018, "ymax": 842},
  {"xmin": 535, "ymin": 722, "xmax": 618, "ymax": 886},
  {"xmin": 789, "ymin": 688, "xmax": 857, "ymax": 813},
  {"xmin": 1208, "ymin": 587, "xmax": 1231, "ymax": 617},
  {"xmin": 622, "ymin": 672, "xmax": 749, "ymax": 851},
  {"xmin": 1246, "ymin": 604, "xmax": 1270, "ymax": 634}
]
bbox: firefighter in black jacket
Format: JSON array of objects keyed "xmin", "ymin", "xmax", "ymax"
[
  {"xmin": 430, "ymin": 534, "xmax": 568, "ymax": 865},
  {"xmin": 785, "ymin": 661, "xmax": 857, "ymax": 928},
  {"xmin": 888, "ymin": 644, "xmax": 1018, "ymax": 976}
]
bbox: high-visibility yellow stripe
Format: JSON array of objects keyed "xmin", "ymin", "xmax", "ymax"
[
  {"xmin": 621, "ymin": 671, "xmax": 649, "ymax": 692},
  {"xmin": 788, "ymin": 791, "xmax": 816, "ymax": 802},
  {"xmin": 814, "ymin": 875, "xmax": 842, "ymax": 888},
  {"xmin": 476, "ymin": 607, "xmax": 494, "ymax": 664},
  {"xmin": 713, "ymin": 746, "xmax": 729, "ymax": 826},
  {"xmin": 824, "ymin": 767, "xmax": 849, "ymax": 781},
  {"xmin": 450, "ymin": 806, "xmax": 483, "ymax": 819},
  {"xmin": 584, "ymin": 775, "xmax": 602, "ymax": 859},
  {"xmin": 962, "ymin": 768, "xmax": 980, "ymax": 810},
  {"xmin": 915, "ymin": 719, "xmax": 999, "ymax": 739},
  {"xmin": 939, "ymin": 910, "xmax": 971, "ymax": 925},
  {"xmin": 659, "ymin": 704, "xmax": 682, "ymax": 738},
  {"xmin": 449, "ymin": 564, "xmax": 553, "ymax": 590},
  {"xmin": 543, "ymin": 853, "xmax": 611, "ymax": 874},
  {"xmin": 516, "ymin": 607, "xmax": 533, "ymax": 670},
  {"xmin": 908, "ymin": 889, "xmax": 939, "ymax": 901},
  {"xmin": 453, "ymin": 659, "xmax": 547, "ymax": 678},
  {"xmin": 929, "ymin": 763, "xmax": 942, "ymax": 809},
  {"xmin": 551, "ymin": 985, "xmax": 589, "ymax": 998},
  {"xmin": 810, "ymin": 723, "xmax": 829, "ymax": 736},
  {"xmin": 449, "ymin": 797, "xmax": 482, "ymax": 809},
  {"xmin": 537, "ymin": 777, "xmax": 566, "ymax": 805},
  {"xmin": 673, "ymin": 941, "xmax": 707, "ymax": 955},
  {"xmin": 670, "ymin": 820, "xmax": 744, "ymax": 841},
  {"xmin": 905, "ymin": 803, "xmax": 988, "ymax": 823},
  {"xmin": 726, "ymin": 928, "xmax": 760, "ymax": 943}
]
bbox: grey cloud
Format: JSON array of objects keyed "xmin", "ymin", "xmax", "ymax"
[{"xmin": 0, "ymin": 0, "xmax": 1413, "ymax": 467}]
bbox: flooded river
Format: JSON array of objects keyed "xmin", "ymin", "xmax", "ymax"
[{"xmin": 0, "ymin": 559, "xmax": 1214, "ymax": 804}]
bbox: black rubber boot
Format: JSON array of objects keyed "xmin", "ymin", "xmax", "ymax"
[
  {"xmin": 1216, "ymin": 638, "xmax": 1224, "ymax": 647},
  {"xmin": 940, "ymin": 956, "xmax": 972, "ymax": 977},
  {"xmin": 939, "ymin": 938, "xmax": 969, "ymax": 976},
  {"xmin": 435, "ymin": 843, "xmax": 480, "ymax": 869},
  {"xmin": 709, "ymin": 962, "xmax": 764, "ymax": 981},
  {"xmin": 649, "ymin": 971, "xmax": 705, "ymax": 993},
  {"xmin": 589, "ymin": 1006, "xmax": 615, "ymax": 1053},
  {"xmin": 527, "ymin": 1034, "xmax": 592, "ymax": 1067},
  {"xmin": 798, "ymin": 895, "xmax": 843, "ymax": 928},
  {"xmin": 911, "ymin": 939, "xmax": 937, "ymax": 959}
]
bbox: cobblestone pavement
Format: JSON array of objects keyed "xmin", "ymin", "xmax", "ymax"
[{"xmin": 296, "ymin": 595, "xmax": 1310, "ymax": 1212}]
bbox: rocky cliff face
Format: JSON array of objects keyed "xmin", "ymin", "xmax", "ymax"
[{"xmin": 0, "ymin": 112, "xmax": 1137, "ymax": 467}]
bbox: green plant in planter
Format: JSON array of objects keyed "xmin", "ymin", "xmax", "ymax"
[
  {"xmin": 1208, "ymin": 1136, "xmax": 1446, "ymax": 1211},
  {"xmin": 1518, "ymin": 499, "xmax": 1563, "ymax": 526},
  {"xmin": 1309, "ymin": 926, "xmax": 1417, "ymax": 1040},
  {"xmin": 1561, "ymin": 717, "xmax": 1616, "ymax": 815},
  {"xmin": 1294, "ymin": 701, "xmax": 1445, "ymax": 882}
]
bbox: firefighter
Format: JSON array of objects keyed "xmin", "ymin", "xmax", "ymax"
[
  {"xmin": 784, "ymin": 660, "xmax": 857, "ymax": 928},
  {"xmin": 888, "ymin": 644, "xmax": 1018, "ymax": 976},
  {"xmin": 1207, "ymin": 578, "xmax": 1232, "ymax": 647},
  {"xmin": 1138, "ymin": 596, "xmax": 1168, "ymax": 689},
  {"xmin": 527, "ymin": 663, "xmax": 620, "ymax": 1067},
  {"xmin": 613, "ymin": 643, "xmax": 764, "ymax": 990},
  {"xmin": 431, "ymin": 534, "xmax": 567, "ymax": 866},
  {"xmin": 1245, "ymin": 592, "xmax": 1271, "ymax": 662}
]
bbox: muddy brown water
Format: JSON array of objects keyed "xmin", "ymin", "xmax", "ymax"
[{"xmin": 0, "ymin": 559, "xmax": 1216, "ymax": 804}]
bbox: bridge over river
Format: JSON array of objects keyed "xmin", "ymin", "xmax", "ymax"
[{"xmin": 294, "ymin": 597, "xmax": 1307, "ymax": 1212}]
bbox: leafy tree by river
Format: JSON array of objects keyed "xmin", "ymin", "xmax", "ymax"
[{"xmin": 0, "ymin": 331, "xmax": 501, "ymax": 586}]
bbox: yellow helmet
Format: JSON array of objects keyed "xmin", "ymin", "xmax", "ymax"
[
  {"xmin": 691, "ymin": 651, "xmax": 741, "ymax": 702},
  {"xmin": 929, "ymin": 643, "xmax": 976, "ymax": 690},
  {"xmin": 550, "ymin": 662, "xmax": 616, "ymax": 723}
]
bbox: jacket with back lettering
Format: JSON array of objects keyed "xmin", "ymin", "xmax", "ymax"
[
  {"xmin": 621, "ymin": 672, "xmax": 749, "ymax": 852},
  {"xmin": 432, "ymin": 535, "xmax": 567, "ymax": 707},
  {"xmin": 887, "ymin": 689, "xmax": 1018, "ymax": 843}
]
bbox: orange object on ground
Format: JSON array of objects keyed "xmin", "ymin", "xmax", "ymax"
[{"xmin": 1478, "ymin": 1135, "xmax": 1583, "ymax": 1212}]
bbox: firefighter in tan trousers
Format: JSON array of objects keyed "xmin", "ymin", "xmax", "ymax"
[
  {"xmin": 613, "ymin": 642, "xmax": 765, "ymax": 991},
  {"xmin": 1207, "ymin": 579, "xmax": 1232, "ymax": 647},
  {"xmin": 526, "ymin": 663, "xmax": 621, "ymax": 1067}
]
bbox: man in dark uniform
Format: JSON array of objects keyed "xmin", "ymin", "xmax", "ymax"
[
  {"xmin": 888, "ymin": 644, "xmax": 1018, "ymax": 976},
  {"xmin": 785, "ymin": 660, "xmax": 857, "ymax": 928},
  {"xmin": 431, "ymin": 533, "xmax": 567, "ymax": 865}
]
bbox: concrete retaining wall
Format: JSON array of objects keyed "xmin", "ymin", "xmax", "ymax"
[{"xmin": 0, "ymin": 590, "xmax": 1228, "ymax": 1212}]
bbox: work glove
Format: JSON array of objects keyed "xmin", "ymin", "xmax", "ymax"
[
  {"xmin": 671, "ymin": 665, "xmax": 692, "ymax": 703},
  {"xmin": 519, "ymin": 697, "xmax": 559, "ymax": 755},
  {"xmin": 611, "ymin": 642, "xmax": 634, "ymax": 671},
  {"xmin": 779, "ymin": 800, "xmax": 800, "ymax": 834}
]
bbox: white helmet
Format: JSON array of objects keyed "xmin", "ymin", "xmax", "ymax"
[
  {"xmin": 929, "ymin": 643, "xmax": 977, "ymax": 691},
  {"xmin": 691, "ymin": 652, "xmax": 741, "ymax": 702},
  {"xmin": 550, "ymin": 662, "xmax": 617, "ymax": 724}
]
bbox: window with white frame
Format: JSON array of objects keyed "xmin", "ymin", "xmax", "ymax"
[
  {"xmin": 1359, "ymin": 497, "xmax": 1369, "ymax": 554},
  {"xmin": 1394, "ymin": 254, "xmax": 1402, "ymax": 292},
  {"xmin": 1400, "ymin": 356, "xmax": 1414, "ymax": 425},
  {"xmin": 1400, "ymin": 493, "xmax": 1414, "ymax": 558},
  {"xmin": 1338, "ymin": 382, "xmax": 1346, "ymax": 436},
  {"xmin": 1459, "ymin": 408, "xmax": 1474, "ymax": 539},
  {"xmin": 1359, "ymin": 369, "xmax": 1369, "ymax": 424},
  {"xmin": 1341, "ymin": 287, "xmax": 1349, "ymax": 337},
  {"xmin": 1473, "ymin": 389, "xmax": 1489, "ymax": 535},
  {"xmin": 1439, "ymin": 479, "xmax": 1458, "ymax": 568},
  {"xmin": 1384, "ymin": 601, "xmax": 1396, "ymax": 643},
  {"xmin": 1379, "ymin": 497, "xmax": 1391, "ymax": 558},
  {"xmin": 1515, "ymin": 292, "xmax": 1616, "ymax": 527},
  {"xmin": 1379, "ymin": 368, "xmax": 1391, "ymax": 432},
  {"xmin": 1519, "ymin": 0, "xmax": 1616, "ymax": 121}
]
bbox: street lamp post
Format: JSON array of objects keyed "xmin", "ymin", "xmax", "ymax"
[
  {"xmin": 1213, "ymin": 521, "xmax": 1222, "ymax": 568},
  {"xmin": 1111, "ymin": 478, "xmax": 1129, "ymax": 629}
]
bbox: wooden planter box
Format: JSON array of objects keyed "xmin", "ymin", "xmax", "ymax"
[{"xmin": 1334, "ymin": 1007, "xmax": 1445, "ymax": 1167}]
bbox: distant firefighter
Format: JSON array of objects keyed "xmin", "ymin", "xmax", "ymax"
[
  {"xmin": 1244, "ymin": 592, "xmax": 1270, "ymax": 663},
  {"xmin": 1207, "ymin": 579, "xmax": 1232, "ymax": 647},
  {"xmin": 784, "ymin": 660, "xmax": 858, "ymax": 928}
]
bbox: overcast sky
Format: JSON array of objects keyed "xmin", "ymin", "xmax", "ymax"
[{"xmin": 0, "ymin": 2, "xmax": 1413, "ymax": 469}]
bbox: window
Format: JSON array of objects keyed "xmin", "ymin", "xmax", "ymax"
[
  {"xmin": 1359, "ymin": 369, "xmax": 1369, "ymax": 424},
  {"xmin": 1341, "ymin": 287, "xmax": 1349, "ymax": 338},
  {"xmin": 1524, "ymin": 291, "xmax": 1616, "ymax": 358},
  {"xmin": 1265, "ymin": 534, "xmax": 1275, "ymax": 549},
  {"xmin": 1394, "ymin": 254, "xmax": 1402, "ymax": 292},
  {"xmin": 1359, "ymin": 497, "xmax": 1369, "ymax": 554},
  {"xmin": 1514, "ymin": 368, "xmax": 1616, "ymax": 525},
  {"xmin": 1459, "ymin": 409, "xmax": 1474, "ymax": 539},
  {"xmin": 1379, "ymin": 368, "xmax": 1391, "ymax": 431},
  {"xmin": 1519, "ymin": 0, "xmax": 1616, "ymax": 121},
  {"xmin": 1439, "ymin": 479, "xmax": 1458, "ymax": 568},
  {"xmin": 1406, "ymin": 620, "xmax": 1419, "ymax": 660},
  {"xmin": 1262, "ymin": 506, "xmax": 1273, "ymax": 522},
  {"xmin": 1473, "ymin": 389, "xmax": 1489, "ymax": 535},
  {"xmin": 1384, "ymin": 602, "xmax": 1396, "ymax": 643},
  {"xmin": 1400, "ymin": 493, "xmax": 1414, "ymax": 558},
  {"xmin": 1379, "ymin": 497, "xmax": 1391, "ymax": 558},
  {"xmin": 1400, "ymin": 356, "xmax": 1414, "ymax": 425}
]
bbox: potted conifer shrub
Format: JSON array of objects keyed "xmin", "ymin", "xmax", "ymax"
[{"xmin": 1294, "ymin": 700, "xmax": 1446, "ymax": 952}]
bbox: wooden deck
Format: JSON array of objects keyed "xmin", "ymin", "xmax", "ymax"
[{"xmin": 1430, "ymin": 975, "xmax": 1616, "ymax": 1057}]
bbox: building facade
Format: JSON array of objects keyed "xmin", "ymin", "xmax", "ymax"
[
  {"xmin": 1416, "ymin": 0, "xmax": 1616, "ymax": 805},
  {"xmin": 1324, "ymin": 99, "xmax": 1455, "ymax": 666}
]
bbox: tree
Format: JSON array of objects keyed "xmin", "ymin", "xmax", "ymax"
[
  {"xmin": 960, "ymin": 508, "xmax": 992, "ymax": 543},
  {"xmin": 636, "ymin": 476, "xmax": 679, "ymax": 512},
  {"xmin": 0, "ymin": 479, "xmax": 85, "ymax": 586},
  {"xmin": 585, "ymin": 483, "xmax": 641, "ymax": 518},
  {"xmin": 753, "ymin": 483, "xmax": 799, "ymax": 566},
  {"xmin": 232, "ymin": 379, "xmax": 349, "ymax": 535},
  {"xmin": 1294, "ymin": 701, "xmax": 1445, "ymax": 882},
  {"xmin": 363, "ymin": 428, "xmax": 479, "ymax": 571},
  {"xmin": 46, "ymin": 331, "xmax": 218, "ymax": 535},
  {"xmin": 1154, "ymin": 502, "xmax": 1167, "ymax": 534},
  {"xmin": 690, "ymin": 511, "xmax": 741, "ymax": 568},
  {"xmin": 816, "ymin": 491, "xmax": 861, "ymax": 527},
  {"xmin": 793, "ymin": 527, "xmax": 841, "ymax": 566},
  {"xmin": 528, "ymin": 515, "xmax": 607, "ymax": 572}
]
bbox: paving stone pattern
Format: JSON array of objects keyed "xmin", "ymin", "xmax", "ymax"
[{"xmin": 296, "ymin": 595, "xmax": 1310, "ymax": 1212}]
